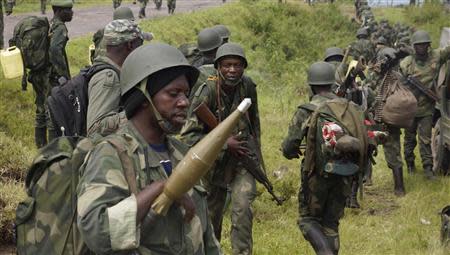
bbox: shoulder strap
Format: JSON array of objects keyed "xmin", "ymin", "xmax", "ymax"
[
  {"xmin": 107, "ymin": 138, "xmax": 138, "ymax": 195},
  {"xmin": 298, "ymin": 103, "xmax": 317, "ymax": 112},
  {"xmin": 87, "ymin": 63, "xmax": 120, "ymax": 79}
]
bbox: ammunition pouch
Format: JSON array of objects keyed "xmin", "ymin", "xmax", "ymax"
[{"xmin": 324, "ymin": 160, "xmax": 359, "ymax": 176}]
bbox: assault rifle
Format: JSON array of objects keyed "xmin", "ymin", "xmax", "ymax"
[
  {"xmin": 336, "ymin": 56, "xmax": 367, "ymax": 105},
  {"xmin": 405, "ymin": 75, "xmax": 439, "ymax": 102},
  {"xmin": 193, "ymin": 102, "xmax": 284, "ymax": 205}
]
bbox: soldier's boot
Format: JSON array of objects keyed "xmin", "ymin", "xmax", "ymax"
[
  {"xmin": 139, "ymin": 7, "xmax": 146, "ymax": 18},
  {"xmin": 325, "ymin": 234, "xmax": 339, "ymax": 255},
  {"xmin": 406, "ymin": 160, "xmax": 416, "ymax": 174},
  {"xmin": 346, "ymin": 180, "xmax": 360, "ymax": 208},
  {"xmin": 35, "ymin": 127, "xmax": 47, "ymax": 148},
  {"xmin": 441, "ymin": 206, "xmax": 450, "ymax": 246},
  {"xmin": 424, "ymin": 165, "xmax": 437, "ymax": 180},
  {"xmin": 303, "ymin": 226, "xmax": 334, "ymax": 255},
  {"xmin": 392, "ymin": 167, "xmax": 406, "ymax": 196}
]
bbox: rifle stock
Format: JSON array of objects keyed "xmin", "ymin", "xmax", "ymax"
[
  {"xmin": 194, "ymin": 101, "xmax": 284, "ymax": 205},
  {"xmin": 405, "ymin": 75, "xmax": 439, "ymax": 102}
]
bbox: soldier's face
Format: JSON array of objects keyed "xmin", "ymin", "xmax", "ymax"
[
  {"xmin": 414, "ymin": 43, "xmax": 429, "ymax": 56},
  {"xmin": 152, "ymin": 75, "xmax": 190, "ymax": 128},
  {"xmin": 218, "ymin": 57, "xmax": 244, "ymax": 82},
  {"xmin": 61, "ymin": 7, "xmax": 73, "ymax": 22}
]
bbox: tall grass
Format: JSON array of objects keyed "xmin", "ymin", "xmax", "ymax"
[{"xmin": 0, "ymin": 1, "xmax": 449, "ymax": 253}]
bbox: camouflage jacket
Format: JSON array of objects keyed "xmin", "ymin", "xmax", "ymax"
[
  {"xmin": 350, "ymin": 38, "xmax": 376, "ymax": 63},
  {"xmin": 189, "ymin": 64, "xmax": 215, "ymax": 100},
  {"xmin": 400, "ymin": 46, "xmax": 450, "ymax": 117},
  {"xmin": 49, "ymin": 17, "xmax": 70, "ymax": 81},
  {"xmin": 328, "ymin": 61, "xmax": 348, "ymax": 87},
  {"xmin": 180, "ymin": 76, "xmax": 261, "ymax": 183},
  {"xmin": 281, "ymin": 92, "xmax": 337, "ymax": 159},
  {"xmin": 86, "ymin": 56, "xmax": 123, "ymax": 136},
  {"xmin": 77, "ymin": 122, "xmax": 222, "ymax": 255}
]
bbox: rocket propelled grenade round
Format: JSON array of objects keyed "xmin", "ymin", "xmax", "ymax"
[{"xmin": 151, "ymin": 98, "xmax": 252, "ymax": 215}]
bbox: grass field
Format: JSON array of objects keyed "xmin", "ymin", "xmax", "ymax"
[{"xmin": 0, "ymin": 1, "xmax": 449, "ymax": 254}]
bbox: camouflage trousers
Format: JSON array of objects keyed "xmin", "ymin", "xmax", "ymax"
[
  {"xmin": 206, "ymin": 168, "xmax": 256, "ymax": 255},
  {"xmin": 29, "ymin": 69, "xmax": 52, "ymax": 129},
  {"xmin": 112, "ymin": 0, "xmax": 121, "ymax": 9},
  {"xmin": 404, "ymin": 115, "xmax": 433, "ymax": 170},
  {"xmin": 168, "ymin": 0, "xmax": 176, "ymax": 9},
  {"xmin": 382, "ymin": 124, "xmax": 403, "ymax": 170},
  {"xmin": 298, "ymin": 170, "xmax": 352, "ymax": 251}
]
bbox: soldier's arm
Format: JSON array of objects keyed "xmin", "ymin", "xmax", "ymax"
[
  {"xmin": 399, "ymin": 57, "xmax": 410, "ymax": 77},
  {"xmin": 77, "ymin": 143, "xmax": 140, "ymax": 254},
  {"xmin": 49, "ymin": 24, "xmax": 70, "ymax": 79},
  {"xmin": 180, "ymin": 85, "xmax": 212, "ymax": 147},
  {"xmin": 281, "ymin": 108, "xmax": 309, "ymax": 159}
]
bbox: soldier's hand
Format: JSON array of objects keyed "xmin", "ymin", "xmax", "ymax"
[
  {"xmin": 227, "ymin": 135, "xmax": 250, "ymax": 158},
  {"xmin": 136, "ymin": 180, "xmax": 165, "ymax": 222},
  {"xmin": 176, "ymin": 194, "xmax": 196, "ymax": 223}
]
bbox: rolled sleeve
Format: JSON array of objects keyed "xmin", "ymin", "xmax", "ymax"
[{"xmin": 107, "ymin": 194, "xmax": 140, "ymax": 251}]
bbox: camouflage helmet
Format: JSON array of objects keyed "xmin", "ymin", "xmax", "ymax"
[
  {"xmin": 411, "ymin": 30, "xmax": 431, "ymax": 45},
  {"xmin": 307, "ymin": 61, "xmax": 335, "ymax": 86},
  {"xmin": 197, "ymin": 28, "xmax": 222, "ymax": 52},
  {"xmin": 377, "ymin": 47, "xmax": 396, "ymax": 61},
  {"xmin": 113, "ymin": 6, "xmax": 135, "ymax": 21},
  {"xmin": 214, "ymin": 42, "xmax": 248, "ymax": 69},
  {"xmin": 51, "ymin": 0, "xmax": 73, "ymax": 7},
  {"xmin": 120, "ymin": 43, "xmax": 199, "ymax": 96},
  {"xmin": 212, "ymin": 24, "xmax": 231, "ymax": 40},
  {"xmin": 356, "ymin": 28, "xmax": 369, "ymax": 38},
  {"xmin": 376, "ymin": 36, "xmax": 387, "ymax": 45},
  {"xmin": 324, "ymin": 47, "xmax": 344, "ymax": 62}
]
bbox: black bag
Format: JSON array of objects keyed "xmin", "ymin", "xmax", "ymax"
[{"xmin": 47, "ymin": 64, "xmax": 119, "ymax": 137}]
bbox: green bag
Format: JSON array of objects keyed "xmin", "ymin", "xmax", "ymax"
[{"xmin": 16, "ymin": 136, "xmax": 136, "ymax": 255}]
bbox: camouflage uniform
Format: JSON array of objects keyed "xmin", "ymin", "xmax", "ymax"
[
  {"xmin": 400, "ymin": 46, "xmax": 450, "ymax": 174},
  {"xmin": 0, "ymin": 0, "xmax": 14, "ymax": 49},
  {"xmin": 77, "ymin": 122, "xmax": 222, "ymax": 254},
  {"xmin": 167, "ymin": 0, "xmax": 176, "ymax": 14},
  {"xmin": 181, "ymin": 76, "xmax": 260, "ymax": 255},
  {"xmin": 350, "ymin": 38, "xmax": 375, "ymax": 63},
  {"xmin": 49, "ymin": 16, "xmax": 71, "ymax": 85},
  {"xmin": 87, "ymin": 19, "xmax": 143, "ymax": 136}
]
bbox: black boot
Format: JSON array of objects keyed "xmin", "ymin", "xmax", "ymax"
[
  {"xmin": 139, "ymin": 7, "xmax": 146, "ymax": 18},
  {"xmin": 424, "ymin": 166, "xmax": 437, "ymax": 180},
  {"xmin": 35, "ymin": 127, "xmax": 47, "ymax": 148},
  {"xmin": 346, "ymin": 180, "xmax": 360, "ymax": 208},
  {"xmin": 392, "ymin": 167, "xmax": 406, "ymax": 196},
  {"xmin": 303, "ymin": 225, "xmax": 334, "ymax": 255},
  {"xmin": 325, "ymin": 234, "xmax": 339, "ymax": 255},
  {"xmin": 406, "ymin": 161, "xmax": 416, "ymax": 174}
]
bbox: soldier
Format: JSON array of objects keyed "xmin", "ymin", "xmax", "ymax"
[
  {"xmin": 375, "ymin": 36, "xmax": 387, "ymax": 54},
  {"xmin": 77, "ymin": 43, "xmax": 222, "ymax": 254},
  {"xmin": 368, "ymin": 47, "xmax": 406, "ymax": 196},
  {"xmin": 212, "ymin": 24, "xmax": 231, "ymax": 44},
  {"xmin": 0, "ymin": 0, "xmax": 14, "ymax": 49},
  {"xmin": 167, "ymin": 0, "xmax": 176, "ymax": 14},
  {"xmin": 350, "ymin": 28, "xmax": 376, "ymax": 64},
  {"xmin": 181, "ymin": 43, "xmax": 260, "ymax": 255},
  {"xmin": 137, "ymin": 0, "xmax": 148, "ymax": 18},
  {"xmin": 400, "ymin": 30, "xmax": 450, "ymax": 179},
  {"xmin": 323, "ymin": 46, "xmax": 348, "ymax": 87},
  {"xmin": 41, "ymin": 0, "xmax": 47, "ymax": 14},
  {"xmin": 112, "ymin": 0, "xmax": 122, "ymax": 9},
  {"xmin": 282, "ymin": 61, "xmax": 368, "ymax": 255},
  {"xmin": 49, "ymin": 0, "xmax": 73, "ymax": 86},
  {"xmin": 87, "ymin": 19, "xmax": 143, "ymax": 136}
]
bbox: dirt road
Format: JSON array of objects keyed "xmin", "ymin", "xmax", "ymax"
[{"xmin": 3, "ymin": 0, "xmax": 226, "ymax": 42}]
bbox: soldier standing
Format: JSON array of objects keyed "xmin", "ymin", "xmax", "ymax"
[
  {"xmin": 137, "ymin": 0, "xmax": 148, "ymax": 18},
  {"xmin": 87, "ymin": 19, "xmax": 143, "ymax": 136},
  {"xmin": 400, "ymin": 30, "xmax": 450, "ymax": 179},
  {"xmin": 282, "ymin": 62, "xmax": 368, "ymax": 254},
  {"xmin": 323, "ymin": 46, "xmax": 348, "ymax": 87},
  {"xmin": 41, "ymin": 0, "xmax": 47, "ymax": 14},
  {"xmin": 167, "ymin": 0, "xmax": 176, "ymax": 14},
  {"xmin": 0, "ymin": 0, "xmax": 14, "ymax": 49},
  {"xmin": 350, "ymin": 28, "xmax": 376, "ymax": 64},
  {"xmin": 181, "ymin": 43, "xmax": 260, "ymax": 255},
  {"xmin": 77, "ymin": 43, "xmax": 222, "ymax": 254},
  {"xmin": 112, "ymin": 0, "xmax": 122, "ymax": 9}
]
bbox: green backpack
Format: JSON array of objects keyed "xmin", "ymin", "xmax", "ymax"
[{"xmin": 15, "ymin": 136, "xmax": 136, "ymax": 255}]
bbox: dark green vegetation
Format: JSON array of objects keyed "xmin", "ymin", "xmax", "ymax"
[{"xmin": 0, "ymin": 1, "xmax": 449, "ymax": 253}]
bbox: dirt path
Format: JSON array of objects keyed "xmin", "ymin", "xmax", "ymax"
[{"xmin": 3, "ymin": 0, "xmax": 227, "ymax": 42}]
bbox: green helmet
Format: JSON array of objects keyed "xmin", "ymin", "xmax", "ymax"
[
  {"xmin": 324, "ymin": 47, "xmax": 344, "ymax": 62},
  {"xmin": 356, "ymin": 28, "xmax": 369, "ymax": 38},
  {"xmin": 51, "ymin": 0, "xmax": 73, "ymax": 7},
  {"xmin": 113, "ymin": 6, "xmax": 135, "ymax": 21},
  {"xmin": 307, "ymin": 61, "xmax": 335, "ymax": 86},
  {"xmin": 411, "ymin": 30, "xmax": 431, "ymax": 45},
  {"xmin": 120, "ymin": 43, "xmax": 199, "ymax": 96},
  {"xmin": 212, "ymin": 24, "xmax": 231, "ymax": 40},
  {"xmin": 376, "ymin": 36, "xmax": 387, "ymax": 45},
  {"xmin": 214, "ymin": 42, "xmax": 248, "ymax": 69},
  {"xmin": 197, "ymin": 28, "xmax": 222, "ymax": 52}
]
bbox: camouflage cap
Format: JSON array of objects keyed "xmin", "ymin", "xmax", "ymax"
[
  {"xmin": 103, "ymin": 19, "xmax": 143, "ymax": 46},
  {"xmin": 51, "ymin": 0, "xmax": 73, "ymax": 7}
]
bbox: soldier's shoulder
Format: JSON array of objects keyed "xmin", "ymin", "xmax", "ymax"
[{"xmin": 167, "ymin": 136, "xmax": 189, "ymax": 155}]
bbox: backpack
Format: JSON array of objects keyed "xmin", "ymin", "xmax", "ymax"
[
  {"xmin": 303, "ymin": 98, "xmax": 369, "ymax": 176},
  {"xmin": 15, "ymin": 135, "xmax": 136, "ymax": 255},
  {"xmin": 47, "ymin": 63, "xmax": 120, "ymax": 137},
  {"xmin": 178, "ymin": 43, "xmax": 202, "ymax": 65}
]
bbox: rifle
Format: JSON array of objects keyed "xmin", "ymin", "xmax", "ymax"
[
  {"xmin": 194, "ymin": 102, "xmax": 285, "ymax": 205},
  {"xmin": 336, "ymin": 56, "xmax": 366, "ymax": 105},
  {"xmin": 405, "ymin": 75, "xmax": 439, "ymax": 102}
]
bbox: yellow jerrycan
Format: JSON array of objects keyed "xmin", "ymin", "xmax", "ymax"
[{"xmin": 0, "ymin": 46, "xmax": 24, "ymax": 79}]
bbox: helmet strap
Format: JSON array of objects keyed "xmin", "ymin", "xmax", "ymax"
[{"xmin": 138, "ymin": 78, "xmax": 181, "ymax": 135}]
